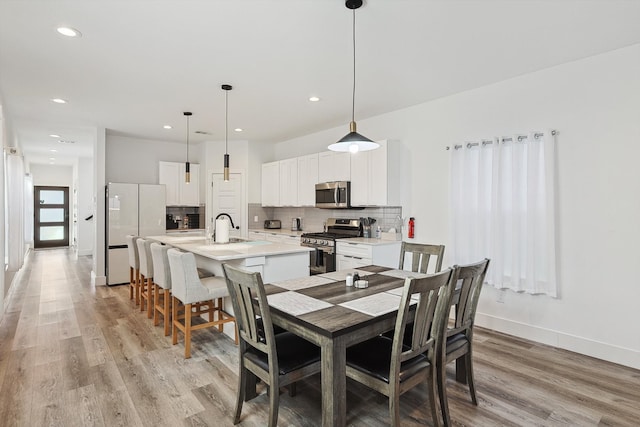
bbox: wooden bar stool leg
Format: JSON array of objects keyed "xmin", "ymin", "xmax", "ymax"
[
  {"xmin": 185, "ymin": 303, "xmax": 192, "ymax": 359},
  {"xmin": 164, "ymin": 290, "xmax": 171, "ymax": 336},
  {"xmin": 147, "ymin": 279, "xmax": 154, "ymax": 319},
  {"xmin": 135, "ymin": 269, "xmax": 141, "ymax": 305},
  {"xmin": 172, "ymin": 297, "xmax": 179, "ymax": 345}
]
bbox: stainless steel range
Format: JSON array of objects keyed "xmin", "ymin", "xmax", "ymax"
[{"xmin": 301, "ymin": 218, "xmax": 361, "ymax": 275}]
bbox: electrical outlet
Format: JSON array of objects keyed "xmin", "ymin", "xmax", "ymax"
[
  {"xmin": 253, "ymin": 215, "xmax": 259, "ymax": 222},
  {"xmin": 497, "ymin": 290, "xmax": 506, "ymax": 303}
]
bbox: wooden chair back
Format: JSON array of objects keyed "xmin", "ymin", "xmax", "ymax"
[
  {"xmin": 399, "ymin": 242, "xmax": 445, "ymax": 274},
  {"xmin": 450, "ymin": 258, "xmax": 490, "ymax": 336}
]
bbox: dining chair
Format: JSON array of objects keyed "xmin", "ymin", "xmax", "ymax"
[
  {"xmin": 150, "ymin": 242, "xmax": 172, "ymax": 336},
  {"xmin": 136, "ymin": 238, "xmax": 154, "ymax": 318},
  {"xmin": 167, "ymin": 248, "xmax": 237, "ymax": 358},
  {"xmin": 437, "ymin": 258, "xmax": 490, "ymax": 427},
  {"xmin": 399, "ymin": 241, "xmax": 445, "ymax": 274},
  {"xmin": 126, "ymin": 235, "xmax": 141, "ymax": 305},
  {"xmin": 221, "ymin": 263, "xmax": 321, "ymax": 427},
  {"xmin": 345, "ymin": 267, "xmax": 457, "ymax": 427}
]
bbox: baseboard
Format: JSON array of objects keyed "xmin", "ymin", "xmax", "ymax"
[
  {"xmin": 91, "ymin": 270, "xmax": 107, "ymax": 286},
  {"xmin": 77, "ymin": 249, "xmax": 92, "ymax": 257},
  {"xmin": 475, "ymin": 312, "xmax": 640, "ymax": 370}
]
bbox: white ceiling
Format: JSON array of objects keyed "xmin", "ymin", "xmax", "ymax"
[{"xmin": 1, "ymin": 0, "xmax": 640, "ymax": 165}]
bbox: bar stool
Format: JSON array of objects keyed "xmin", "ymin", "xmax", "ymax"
[
  {"xmin": 126, "ymin": 235, "xmax": 141, "ymax": 305},
  {"xmin": 136, "ymin": 238, "xmax": 154, "ymax": 319},
  {"xmin": 151, "ymin": 242, "xmax": 172, "ymax": 336},
  {"xmin": 167, "ymin": 248, "xmax": 237, "ymax": 358}
]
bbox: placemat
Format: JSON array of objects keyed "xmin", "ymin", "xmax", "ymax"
[
  {"xmin": 267, "ymin": 291, "xmax": 334, "ymax": 316},
  {"xmin": 271, "ymin": 275, "xmax": 336, "ymax": 291}
]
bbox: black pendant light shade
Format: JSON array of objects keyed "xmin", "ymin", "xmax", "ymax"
[
  {"xmin": 184, "ymin": 112, "xmax": 192, "ymax": 183},
  {"xmin": 222, "ymin": 84, "xmax": 232, "ymax": 182},
  {"xmin": 329, "ymin": 0, "xmax": 379, "ymax": 153}
]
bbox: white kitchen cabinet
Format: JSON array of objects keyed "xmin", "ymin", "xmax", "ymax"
[
  {"xmin": 318, "ymin": 151, "xmax": 350, "ymax": 182},
  {"xmin": 336, "ymin": 239, "xmax": 401, "ymax": 270},
  {"xmin": 159, "ymin": 161, "xmax": 200, "ymax": 206},
  {"xmin": 279, "ymin": 158, "xmax": 298, "ymax": 206},
  {"xmin": 248, "ymin": 230, "xmax": 267, "ymax": 241},
  {"xmin": 350, "ymin": 140, "xmax": 400, "ymax": 206},
  {"xmin": 297, "ymin": 153, "xmax": 319, "ymax": 206},
  {"xmin": 261, "ymin": 161, "xmax": 280, "ymax": 207}
]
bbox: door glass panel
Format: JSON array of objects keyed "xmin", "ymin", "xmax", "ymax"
[
  {"xmin": 39, "ymin": 190, "xmax": 64, "ymax": 205},
  {"xmin": 40, "ymin": 208, "xmax": 64, "ymax": 223},
  {"xmin": 40, "ymin": 226, "xmax": 64, "ymax": 241}
]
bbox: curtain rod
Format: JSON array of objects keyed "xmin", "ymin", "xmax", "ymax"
[{"xmin": 446, "ymin": 130, "xmax": 556, "ymax": 150}]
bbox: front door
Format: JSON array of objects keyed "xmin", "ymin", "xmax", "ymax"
[{"xmin": 34, "ymin": 186, "xmax": 70, "ymax": 248}]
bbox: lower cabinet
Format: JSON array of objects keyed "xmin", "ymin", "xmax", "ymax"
[
  {"xmin": 250, "ymin": 230, "xmax": 300, "ymax": 245},
  {"xmin": 336, "ymin": 240, "xmax": 401, "ymax": 270}
]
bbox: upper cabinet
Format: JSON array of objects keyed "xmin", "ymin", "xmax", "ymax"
[
  {"xmin": 262, "ymin": 155, "xmax": 318, "ymax": 207},
  {"xmin": 159, "ymin": 161, "xmax": 200, "ymax": 206},
  {"xmin": 350, "ymin": 140, "xmax": 400, "ymax": 207},
  {"xmin": 318, "ymin": 151, "xmax": 350, "ymax": 182},
  {"xmin": 297, "ymin": 153, "xmax": 319, "ymax": 206},
  {"xmin": 279, "ymin": 158, "xmax": 298, "ymax": 206},
  {"xmin": 261, "ymin": 161, "xmax": 280, "ymax": 207}
]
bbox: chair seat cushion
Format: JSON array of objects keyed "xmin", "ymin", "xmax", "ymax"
[
  {"xmin": 446, "ymin": 332, "xmax": 469, "ymax": 355},
  {"xmin": 346, "ymin": 336, "xmax": 429, "ymax": 384},
  {"xmin": 200, "ymin": 276, "xmax": 230, "ymax": 299},
  {"xmin": 246, "ymin": 332, "xmax": 320, "ymax": 375}
]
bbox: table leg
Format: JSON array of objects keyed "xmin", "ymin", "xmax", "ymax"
[{"xmin": 321, "ymin": 336, "xmax": 347, "ymax": 427}]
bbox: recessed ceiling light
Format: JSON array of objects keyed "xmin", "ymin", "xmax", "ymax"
[
  {"xmin": 50, "ymin": 149, "xmax": 58, "ymax": 153},
  {"xmin": 51, "ymin": 98, "xmax": 67, "ymax": 104},
  {"xmin": 234, "ymin": 128, "xmax": 243, "ymax": 132},
  {"xmin": 49, "ymin": 157, "xmax": 56, "ymax": 161},
  {"xmin": 163, "ymin": 125, "xmax": 172, "ymax": 129},
  {"xmin": 49, "ymin": 134, "xmax": 60, "ymax": 138},
  {"xmin": 57, "ymin": 27, "xmax": 81, "ymax": 37},
  {"xmin": 309, "ymin": 96, "xmax": 320, "ymax": 102},
  {"xmin": 58, "ymin": 139, "xmax": 75, "ymax": 144}
]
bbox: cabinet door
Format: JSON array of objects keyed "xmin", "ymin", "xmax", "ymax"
[
  {"xmin": 279, "ymin": 158, "xmax": 298, "ymax": 206},
  {"xmin": 297, "ymin": 153, "xmax": 318, "ymax": 206},
  {"xmin": 159, "ymin": 161, "xmax": 180, "ymax": 206},
  {"xmin": 181, "ymin": 163, "xmax": 200, "ymax": 205},
  {"xmin": 337, "ymin": 254, "xmax": 371, "ymax": 270},
  {"xmin": 367, "ymin": 141, "xmax": 388, "ymax": 206},
  {"xmin": 318, "ymin": 151, "xmax": 350, "ymax": 182},
  {"xmin": 350, "ymin": 151, "xmax": 369, "ymax": 206},
  {"xmin": 261, "ymin": 162, "xmax": 280, "ymax": 206}
]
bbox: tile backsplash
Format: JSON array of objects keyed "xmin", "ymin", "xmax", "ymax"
[{"xmin": 248, "ymin": 203, "xmax": 403, "ymax": 233}]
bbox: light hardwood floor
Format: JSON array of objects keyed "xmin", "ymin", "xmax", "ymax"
[{"xmin": 1, "ymin": 249, "xmax": 638, "ymax": 426}]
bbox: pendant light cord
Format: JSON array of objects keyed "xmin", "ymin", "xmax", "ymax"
[
  {"xmin": 225, "ymin": 89, "xmax": 229, "ymax": 154},
  {"xmin": 351, "ymin": 8, "xmax": 356, "ymax": 123},
  {"xmin": 186, "ymin": 115, "xmax": 190, "ymax": 160}
]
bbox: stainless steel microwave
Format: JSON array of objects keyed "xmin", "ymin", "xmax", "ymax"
[{"xmin": 315, "ymin": 181, "xmax": 351, "ymax": 209}]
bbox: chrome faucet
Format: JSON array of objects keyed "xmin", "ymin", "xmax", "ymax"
[{"xmin": 215, "ymin": 212, "xmax": 238, "ymax": 230}]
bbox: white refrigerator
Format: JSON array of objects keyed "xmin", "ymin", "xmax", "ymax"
[{"xmin": 106, "ymin": 183, "xmax": 166, "ymax": 285}]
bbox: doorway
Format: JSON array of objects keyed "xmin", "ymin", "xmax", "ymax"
[
  {"xmin": 210, "ymin": 172, "xmax": 246, "ymax": 238},
  {"xmin": 34, "ymin": 186, "xmax": 70, "ymax": 248}
]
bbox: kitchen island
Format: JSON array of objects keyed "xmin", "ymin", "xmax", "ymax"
[{"xmin": 146, "ymin": 234, "xmax": 312, "ymax": 283}]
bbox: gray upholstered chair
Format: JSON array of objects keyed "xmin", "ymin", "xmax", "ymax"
[
  {"xmin": 222, "ymin": 263, "xmax": 321, "ymax": 427},
  {"xmin": 126, "ymin": 235, "xmax": 140, "ymax": 304},
  {"xmin": 345, "ymin": 267, "xmax": 457, "ymax": 427},
  {"xmin": 150, "ymin": 242, "xmax": 172, "ymax": 336},
  {"xmin": 399, "ymin": 242, "xmax": 445, "ymax": 274},
  {"xmin": 437, "ymin": 258, "xmax": 490, "ymax": 427},
  {"xmin": 167, "ymin": 248, "xmax": 237, "ymax": 358},
  {"xmin": 136, "ymin": 238, "xmax": 154, "ymax": 318}
]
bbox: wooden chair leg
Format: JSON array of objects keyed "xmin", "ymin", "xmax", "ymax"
[
  {"xmin": 172, "ymin": 297, "xmax": 179, "ymax": 345},
  {"xmin": 184, "ymin": 303, "xmax": 192, "ymax": 358},
  {"xmin": 234, "ymin": 362, "xmax": 246, "ymax": 424},
  {"xmin": 437, "ymin": 356, "xmax": 451, "ymax": 427},
  {"xmin": 268, "ymin": 381, "xmax": 280, "ymax": 427},
  {"xmin": 427, "ymin": 367, "xmax": 441, "ymax": 427},
  {"xmin": 135, "ymin": 269, "xmax": 141, "ymax": 305},
  {"xmin": 164, "ymin": 290, "xmax": 171, "ymax": 337},
  {"xmin": 139, "ymin": 274, "xmax": 146, "ymax": 312},
  {"xmin": 147, "ymin": 279, "xmax": 154, "ymax": 319},
  {"xmin": 217, "ymin": 297, "xmax": 224, "ymax": 332},
  {"xmin": 466, "ymin": 350, "xmax": 478, "ymax": 405},
  {"xmin": 153, "ymin": 284, "xmax": 160, "ymax": 326}
]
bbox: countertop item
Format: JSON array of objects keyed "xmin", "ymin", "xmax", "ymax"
[{"xmin": 264, "ymin": 219, "xmax": 281, "ymax": 229}]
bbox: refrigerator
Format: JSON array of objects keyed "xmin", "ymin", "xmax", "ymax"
[{"xmin": 106, "ymin": 183, "xmax": 166, "ymax": 285}]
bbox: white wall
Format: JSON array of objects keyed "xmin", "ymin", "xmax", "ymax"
[
  {"xmin": 273, "ymin": 44, "xmax": 640, "ymax": 368},
  {"xmin": 76, "ymin": 157, "xmax": 94, "ymax": 256},
  {"xmin": 30, "ymin": 163, "xmax": 73, "ymax": 187}
]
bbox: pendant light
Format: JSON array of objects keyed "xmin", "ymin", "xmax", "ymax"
[
  {"xmin": 183, "ymin": 111, "xmax": 192, "ymax": 183},
  {"xmin": 328, "ymin": 0, "xmax": 379, "ymax": 154},
  {"xmin": 222, "ymin": 84, "xmax": 232, "ymax": 181}
]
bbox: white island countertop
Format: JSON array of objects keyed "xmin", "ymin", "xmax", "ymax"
[{"xmin": 146, "ymin": 235, "xmax": 312, "ymax": 261}]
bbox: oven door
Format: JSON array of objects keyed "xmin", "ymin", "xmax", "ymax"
[{"xmin": 309, "ymin": 247, "xmax": 336, "ymax": 275}]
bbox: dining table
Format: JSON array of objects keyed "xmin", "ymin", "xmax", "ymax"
[{"xmin": 250, "ymin": 265, "xmax": 432, "ymax": 427}]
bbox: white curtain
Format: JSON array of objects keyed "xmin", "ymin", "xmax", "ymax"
[{"xmin": 450, "ymin": 131, "xmax": 557, "ymax": 296}]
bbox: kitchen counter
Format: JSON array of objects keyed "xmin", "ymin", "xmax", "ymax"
[
  {"xmin": 146, "ymin": 234, "xmax": 312, "ymax": 282},
  {"xmin": 249, "ymin": 228, "xmax": 315, "ymax": 237},
  {"xmin": 336, "ymin": 237, "xmax": 402, "ymax": 246}
]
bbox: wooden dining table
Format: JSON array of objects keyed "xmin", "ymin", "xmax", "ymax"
[{"xmin": 250, "ymin": 265, "xmax": 427, "ymax": 427}]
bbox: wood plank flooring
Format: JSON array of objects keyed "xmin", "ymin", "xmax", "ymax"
[{"xmin": 1, "ymin": 248, "xmax": 638, "ymax": 426}]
